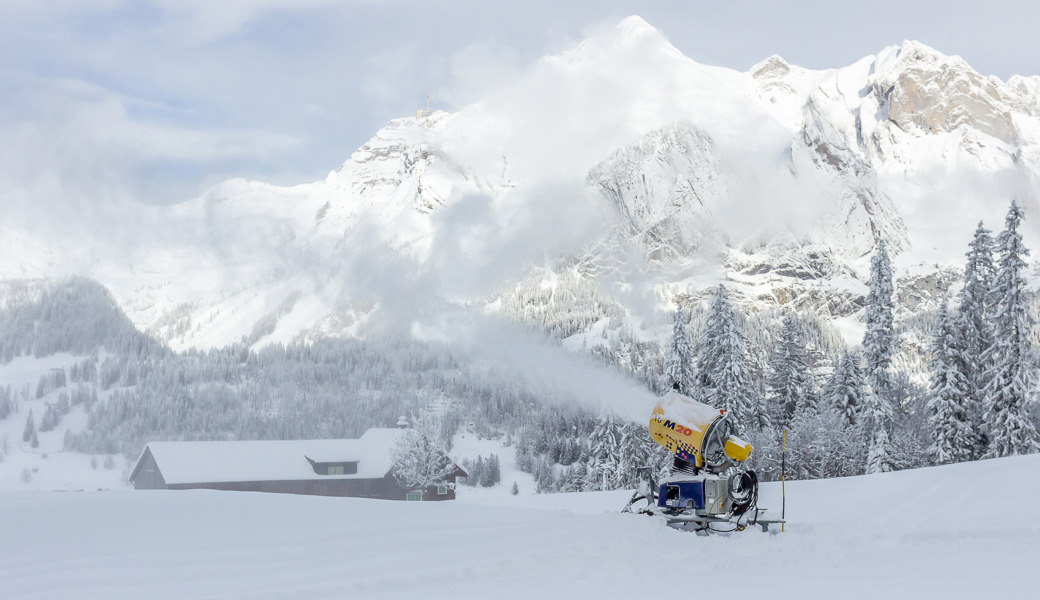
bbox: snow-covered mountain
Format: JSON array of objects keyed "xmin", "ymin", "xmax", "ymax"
[{"xmin": 4, "ymin": 16, "xmax": 1040, "ymax": 351}]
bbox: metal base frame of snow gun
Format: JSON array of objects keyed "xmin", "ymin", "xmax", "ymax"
[{"xmin": 622, "ymin": 466, "xmax": 783, "ymax": 534}]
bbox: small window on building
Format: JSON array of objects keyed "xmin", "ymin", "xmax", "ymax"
[
  {"xmin": 305, "ymin": 457, "xmax": 358, "ymax": 476},
  {"xmin": 437, "ymin": 485, "xmax": 448, "ymax": 495},
  {"xmin": 406, "ymin": 491, "xmax": 423, "ymax": 501}
]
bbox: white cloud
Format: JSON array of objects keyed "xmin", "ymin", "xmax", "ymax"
[{"xmin": 0, "ymin": 76, "xmax": 299, "ymax": 231}]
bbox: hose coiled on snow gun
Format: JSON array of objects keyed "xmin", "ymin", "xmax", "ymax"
[{"xmin": 728, "ymin": 470, "xmax": 758, "ymax": 516}]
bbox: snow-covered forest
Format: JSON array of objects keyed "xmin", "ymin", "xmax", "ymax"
[{"xmin": 1, "ymin": 204, "xmax": 1039, "ymax": 492}]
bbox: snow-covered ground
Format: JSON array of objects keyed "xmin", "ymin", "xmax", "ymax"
[{"xmin": 1, "ymin": 453, "xmax": 1037, "ymax": 599}]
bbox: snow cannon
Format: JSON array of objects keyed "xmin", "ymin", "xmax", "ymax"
[
  {"xmin": 623, "ymin": 391, "xmax": 783, "ymax": 534},
  {"xmin": 648, "ymin": 391, "xmax": 752, "ymax": 474}
]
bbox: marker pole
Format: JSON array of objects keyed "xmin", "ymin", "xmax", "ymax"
[{"xmin": 781, "ymin": 429, "xmax": 786, "ymax": 533}]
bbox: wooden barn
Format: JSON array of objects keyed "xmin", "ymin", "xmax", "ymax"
[{"xmin": 128, "ymin": 428, "xmax": 465, "ymax": 501}]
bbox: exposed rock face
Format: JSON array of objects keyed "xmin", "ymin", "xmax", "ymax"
[
  {"xmin": 586, "ymin": 122, "xmax": 721, "ymax": 259},
  {"xmin": 751, "ymin": 55, "xmax": 798, "ymax": 102},
  {"xmin": 875, "ymin": 42, "xmax": 1015, "ymax": 144},
  {"xmin": 798, "ymin": 98, "xmax": 908, "ymax": 257}
]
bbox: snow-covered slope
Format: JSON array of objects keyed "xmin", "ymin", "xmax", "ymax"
[
  {"xmin": 5, "ymin": 16, "xmax": 1040, "ymax": 351},
  {"xmin": 2, "ymin": 453, "xmax": 1037, "ymax": 599}
]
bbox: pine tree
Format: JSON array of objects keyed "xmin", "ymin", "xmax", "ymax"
[
  {"xmin": 822, "ymin": 350, "xmax": 864, "ymax": 428},
  {"xmin": 983, "ymin": 201, "xmax": 1040, "ymax": 457},
  {"xmin": 22, "ymin": 409, "xmax": 35, "ymax": 443},
  {"xmin": 862, "ymin": 240, "xmax": 896, "ymax": 473},
  {"xmin": 664, "ymin": 301, "xmax": 696, "ymax": 395},
  {"xmin": 470, "ymin": 456, "xmax": 486, "ymax": 486},
  {"xmin": 482, "ymin": 454, "xmax": 501, "ymax": 487},
  {"xmin": 927, "ymin": 302, "xmax": 976, "ymax": 464},
  {"xmin": 766, "ymin": 313, "xmax": 817, "ymax": 429},
  {"xmin": 389, "ymin": 405, "xmax": 459, "ymax": 496},
  {"xmin": 695, "ymin": 286, "xmax": 762, "ymax": 429},
  {"xmin": 864, "ymin": 240, "xmax": 896, "ymax": 395},
  {"xmin": 588, "ymin": 416, "xmax": 622, "ymax": 490},
  {"xmin": 958, "ymin": 221, "xmax": 996, "ymax": 457},
  {"xmin": 865, "ymin": 424, "xmax": 893, "ymax": 474}
]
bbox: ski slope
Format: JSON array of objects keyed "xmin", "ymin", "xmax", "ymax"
[{"xmin": 1, "ymin": 454, "xmax": 1038, "ymax": 599}]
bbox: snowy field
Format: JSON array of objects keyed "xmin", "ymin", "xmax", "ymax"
[{"xmin": 2, "ymin": 454, "xmax": 1038, "ymax": 600}]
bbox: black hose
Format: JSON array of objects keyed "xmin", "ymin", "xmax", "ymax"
[{"xmin": 728, "ymin": 470, "xmax": 758, "ymax": 516}]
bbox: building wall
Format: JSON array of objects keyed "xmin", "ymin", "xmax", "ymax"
[
  {"xmin": 130, "ymin": 449, "xmax": 464, "ymax": 500},
  {"xmin": 129, "ymin": 449, "xmax": 168, "ymax": 490},
  {"xmin": 162, "ymin": 474, "xmax": 459, "ymax": 500}
]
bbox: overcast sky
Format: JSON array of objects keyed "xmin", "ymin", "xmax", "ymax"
[{"xmin": 2, "ymin": 0, "xmax": 1038, "ymax": 208}]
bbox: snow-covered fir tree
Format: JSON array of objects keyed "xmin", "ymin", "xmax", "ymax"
[
  {"xmin": 862, "ymin": 241, "xmax": 897, "ymax": 473},
  {"xmin": 694, "ymin": 285, "xmax": 762, "ymax": 429},
  {"xmin": 927, "ymin": 302, "xmax": 976, "ymax": 464},
  {"xmin": 766, "ymin": 312, "xmax": 817, "ymax": 430},
  {"xmin": 958, "ymin": 221, "xmax": 996, "ymax": 457},
  {"xmin": 865, "ymin": 424, "xmax": 893, "ymax": 474},
  {"xmin": 22, "ymin": 409, "xmax": 35, "ymax": 443},
  {"xmin": 821, "ymin": 349, "xmax": 864, "ymax": 428},
  {"xmin": 864, "ymin": 240, "xmax": 896, "ymax": 394},
  {"xmin": 862, "ymin": 385, "xmax": 897, "ymax": 474},
  {"xmin": 481, "ymin": 454, "xmax": 501, "ymax": 487},
  {"xmin": 390, "ymin": 404, "xmax": 459, "ymax": 496},
  {"xmin": 983, "ymin": 201, "xmax": 1040, "ymax": 457},
  {"xmin": 588, "ymin": 415, "xmax": 622, "ymax": 490},
  {"xmin": 664, "ymin": 301, "xmax": 695, "ymax": 395}
]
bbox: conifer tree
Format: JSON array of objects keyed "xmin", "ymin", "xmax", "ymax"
[
  {"xmin": 22, "ymin": 409, "xmax": 35, "ymax": 443},
  {"xmin": 927, "ymin": 302, "xmax": 976, "ymax": 464},
  {"xmin": 822, "ymin": 350, "xmax": 864, "ymax": 428},
  {"xmin": 766, "ymin": 313, "xmax": 817, "ymax": 429},
  {"xmin": 482, "ymin": 454, "xmax": 501, "ymax": 487},
  {"xmin": 390, "ymin": 404, "xmax": 458, "ymax": 496},
  {"xmin": 865, "ymin": 424, "xmax": 893, "ymax": 474},
  {"xmin": 864, "ymin": 240, "xmax": 896, "ymax": 394},
  {"xmin": 588, "ymin": 416, "xmax": 622, "ymax": 490},
  {"xmin": 664, "ymin": 301, "xmax": 695, "ymax": 395},
  {"xmin": 983, "ymin": 201, "xmax": 1040, "ymax": 457},
  {"xmin": 862, "ymin": 241, "xmax": 896, "ymax": 473},
  {"xmin": 958, "ymin": 221, "xmax": 996, "ymax": 457},
  {"xmin": 470, "ymin": 456, "xmax": 486, "ymax": 486},
  {"xmin": 695, "ymin": 286, "xmax": 762, "ymax": 429}
]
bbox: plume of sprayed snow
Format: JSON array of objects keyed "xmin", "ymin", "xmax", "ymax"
[{"xmin": 411, "ymin": 308, "xmax": 658, "ymax": 424}]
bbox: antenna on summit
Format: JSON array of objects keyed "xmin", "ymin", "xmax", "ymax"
[{"xmin": 417, "ymin": 91, "xmax": 432, "ymax": 120}]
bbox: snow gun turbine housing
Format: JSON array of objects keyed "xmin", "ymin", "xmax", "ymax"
[{"xmin": 648, "ymin": 392, "xmax": 752, "ymax": 474}]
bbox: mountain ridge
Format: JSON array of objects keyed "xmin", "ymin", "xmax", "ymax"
[{"xmin": 3, "ymin": 16, "xmax": 1039, "ymax": 355}]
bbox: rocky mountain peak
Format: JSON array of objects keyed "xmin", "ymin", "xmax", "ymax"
[
  {"xmin": 871, "ymin": 41, "xmax": 1015, "ymax": 144},
  {"xmin": 751, "ymin": 55, "xmax": 791, "ymax": 79}
]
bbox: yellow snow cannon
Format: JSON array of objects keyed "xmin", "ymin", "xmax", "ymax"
[
  {"xmin": 648, "ymin": 391, "xmax": 752, "ymax": 473},
  {"xmin": 624, "ymin": 391, "xmax": 781, "ymax": 533}
]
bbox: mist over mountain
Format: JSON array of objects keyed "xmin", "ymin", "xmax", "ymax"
[{"xmin": 4, "ymin": 16, "xmax": 1040, "ymax": 358}]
